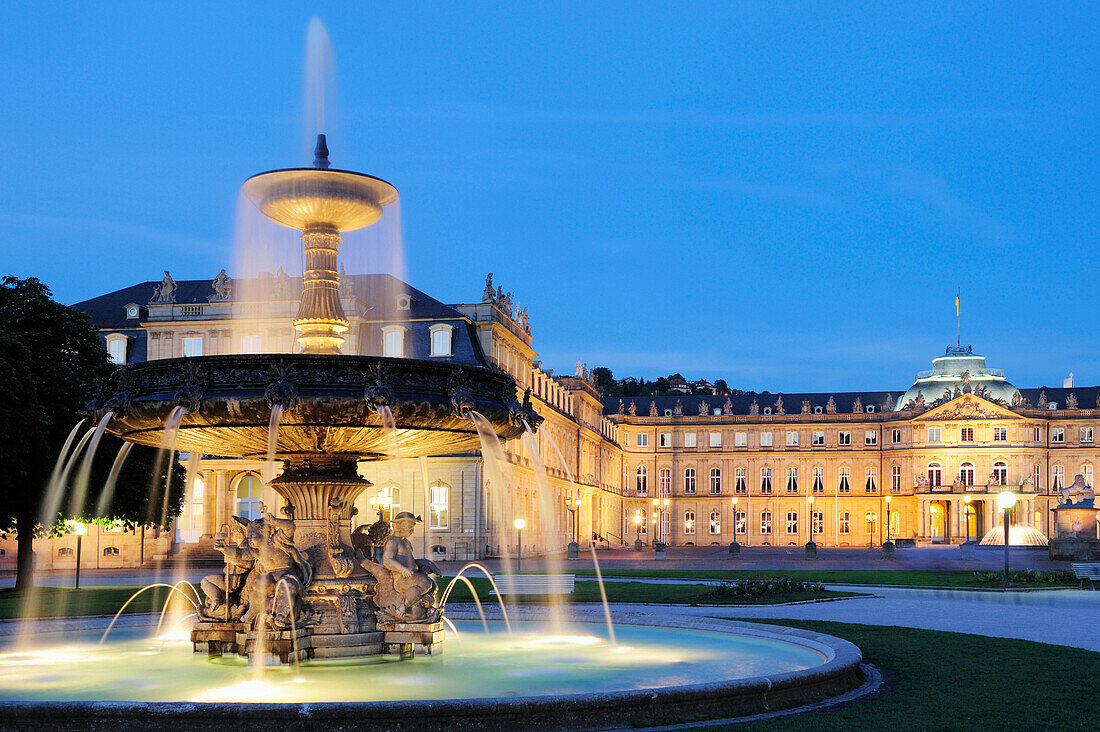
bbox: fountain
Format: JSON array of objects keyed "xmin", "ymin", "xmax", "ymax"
[{"xmin": 84, "ymin": 134, "xmax": 542, "ymax": 664}]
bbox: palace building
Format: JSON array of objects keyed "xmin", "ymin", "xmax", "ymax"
[{"xmin": 7, "ymin": 270, "xmax": 1097, "ymax": 569}]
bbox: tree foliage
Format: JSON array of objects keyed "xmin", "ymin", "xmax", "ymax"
[{"xmin": 0, "ymin": 276, "xmax": 184, "ymax": 589}]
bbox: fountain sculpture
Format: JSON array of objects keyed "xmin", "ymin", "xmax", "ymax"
[{"xmin": 85, "ymin": 136, "xmax": 541, "ymax": 663}]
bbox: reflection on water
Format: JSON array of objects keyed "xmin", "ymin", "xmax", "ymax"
[{"xmin": 0, "ymin": 621, "xmax": 821, "ymax": 703}]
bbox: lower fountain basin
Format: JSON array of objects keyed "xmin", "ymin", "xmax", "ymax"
[
  {"xmin": 87, "ymin": 354, "xmax": 537, "ymax": 459},
  {"xmin": 0, "ymin": 616, "xmax": 863, "ymax": 730}
]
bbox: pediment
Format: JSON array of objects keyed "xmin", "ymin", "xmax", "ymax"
[{"xmin": 915, "ymin": 394, "xmax": 1020, "ymax": 421}]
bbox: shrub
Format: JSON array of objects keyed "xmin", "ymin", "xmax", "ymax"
[
  {"xmin": 708, "ymin": 576, "xmax": 826, "ymax": 598},
  {"xmin": 971, "ymin": 569, "xmax": 1076, "ymax": 585}
]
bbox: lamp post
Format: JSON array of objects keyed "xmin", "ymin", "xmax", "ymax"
[
  {"xmin": 882, "ymin": 495, "xmax": 895, "ymax": 559},
  {"xmin": 566, "ymin": 497, "xmax": 581, "ymax": 560},
  {"xmin": 805, "ymin": 496, "xmax": 817, "ymax": 559},
  {"xmin": 653, "ymin": 497, "xmax": 668, "ymax": 560},
  {"xmin": 996, "ymin": 491, "xmax": 1016, "ymax": 589},
  {"xmin": 728, "ymin": 496, "xmax": 740, "ymax": 558},
  {"xmin": 72, "ymin": 521, "xmax": 87, "ymax": 590},
  {"xmin": 633, "ymin": 509, "xmax": 643, "ymax": 551},
  {"xmin": 960, "ymin": 495, "xmax": 975, "ymax": 560},
  {"xmin": 514, "ymin": 517, "xmax": 526, "ymax": 573}
]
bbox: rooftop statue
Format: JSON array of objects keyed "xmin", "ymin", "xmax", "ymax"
[
  {"xmin": 483, "ymin": 273, "xmax": 495, "ymax": 303},
  {"xmin": 774, "ymin": 396, "xmax": 784, "ymax": 415},
  {"xmin": 825, "ymin": 396, "xmax": 836, "ymax": 414},
  {"xmin": 360, "ymin": 512, "xmax": 442, "ymax": 624},
  {"xmin": 628, "ymin": 400, "xmax": 636, "ymax": 416},
  {"xmin": 208, "ymin": 269, "xmax": 232, "ymax": 302},
  {"xmin": 723, "ymin": 397, "xmax": 734, "ymax": 415},
  {"xmin": 698, "ymin": 401, "xmax": 709, "ymax": 416},
  {"xmin": 649, "ymin": 401, "xmax": 658, "ymax": 416},
  {"xmin": 801, "ymin": 400, "xmax": 811, "ymax": 414},
  {"xmin": 150, "ymin": 270, "xmax": 177, "ymax": 303},
  {"xmin": 1066, "ymin": 392, "xmax": 1078, "ymax": 409}
]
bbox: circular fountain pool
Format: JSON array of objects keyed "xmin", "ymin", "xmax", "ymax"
[{"xmin": 0, "ymin": 616, "xmax": 863, "ymax": 730}]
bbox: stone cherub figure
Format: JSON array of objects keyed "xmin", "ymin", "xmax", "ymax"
[
  {"xmin": 1059, "ymin": 474, "xmax": 1095, "ymax": 507},
  {"xmin": 359, "ymin": 511, "xmax": 442, "ymax": 623},
  {"xmin": 199, "ymin": 516, "xmax": 263, "ymax": 621},
  {"xmin": 239, "ymin": 504, "xmax": 314, "ymax": 630}
]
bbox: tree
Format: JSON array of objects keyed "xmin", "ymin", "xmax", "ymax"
[
  {"xmin": 714, "ymin": 379, "xmax": 729, "ymax": 394},
  {"xmin": 0, "ymin": 277, "xmax": 183, "ymax": 590},
  {"xmin": 591, "ymin": 366, "xmax": 615, "ymax": 393}
]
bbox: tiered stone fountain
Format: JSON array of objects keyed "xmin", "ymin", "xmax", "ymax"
[{"xmin": 86, "ymin": 136, "xmax": 540, "ymax": 663}]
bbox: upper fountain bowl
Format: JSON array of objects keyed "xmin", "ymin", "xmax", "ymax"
[{"xmin": 242, "ymin": 167, "xmax": 399, "ymax": 233}]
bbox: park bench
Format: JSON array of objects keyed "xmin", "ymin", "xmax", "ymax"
[
  {"xmin": 489, "ymin": 573, "xmax": 576, "ymax": 596},
  {"xmin": 1071, "ymin": 563, "xmax": 1100, "ymax": 590}
]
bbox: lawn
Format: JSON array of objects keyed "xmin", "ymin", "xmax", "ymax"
[
  {"xmin": 695, "ymin": 618, "xmax": 1100, "ymax": 731},
  {"xmin": 570, "ymin": 568, "xmax": 1075, "ymax": 588},
  {"xmin": 0, "ymin": 585, "xmax": 195, "ymax": 620}
]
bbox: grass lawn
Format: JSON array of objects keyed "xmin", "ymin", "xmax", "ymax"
[
  {"xmin": 570, "ymin": 568, "xmax": 1075, "ymax": 588},
  {"xmin": 440, "ymin": 578, "xmax": 860, "ymax": 605},
  {"xmin": 0, "ymin": 585, "xmax": 195, "ymax": 620},
  {"xmin": 694, "ymin": 618, "xmax": 1100, "ymax": 731}
]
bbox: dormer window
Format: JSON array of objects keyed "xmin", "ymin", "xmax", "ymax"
[
  {"xmin": 396, "ymin": 295, "xmax": 411, "ymax": 311},
  {"xmin": 814, "ymin": 406, "xmax": 823, "ymax": 414},
  {"xmin": 125, "ymin": 303, "xmax": 140, "ymax": 319},
  {"xmin": 763, "ymin": 407, "xmax": 772, "ymax": 415},
  {"xmin": 105, "ymin": 334, "xmax": 129, "ymax": 365},
  {"xmin": 429, "ymin": 324, "xmax": 455, "ymax": 357},
  {"xmin": 382, "ymin": 326, "xmax": 407, "ymax": 357}
]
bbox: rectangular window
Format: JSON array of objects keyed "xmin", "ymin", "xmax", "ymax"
[
  {"xmin": 786, "ymin": 468, "xmax": 798, "ymax": 494},
  {"xmin": 1034, "ymin": 464, "xmax": 1041, "ymax": 491},
  {"xmin": 812, "ymin": 511, "xmax": 824, "ymax": 535},
  {"xmin": 684, "ymin": 469, "xmax": 697, "ymax": 494},
  {"xmin": 1033, "ymin": 427, "xmax": 1041, "ymax": 442},
  {"xmin": 812, "ymin": 431, "xmax": 825, "ymax": 446},
  {"xmin": 1051, "ymin": 428, "xmax": 1065, "ymax": 444},
  {"xmin": 735, "ymin": 510, "xmax": 746, "ymax": 535},
  {"xmin": 760, "ymin": 432, "xmax": 773, "ymax": 447},
  {"xmin": 960, "ymin": 427, "xmax": 974, "ymax": 442},
  {"xmin": 430, "ymin": 327, "xmax": 453, "ymax": 357},
  {"xmin": 865, "ymin": 511, "xmax": 877, "ymax": 535},
  {"xmin": 891, "ymin": 465, "xmax": 901, "ymax": 492},
  {"xmin": 812, "ymin": 467, "xmax": 824, "ymax": 494},
  {"xmin": 786, "ymin": 511, "xmax": 798, "ymax": 535},
  {"xmin": 709, "ymin": 468, "xmax": 722, "ymax": 494},
  {"xmin": 684, "ymin": 433, "xmax": 697, "ymax": 448},
  {"xmin": 1053, "ymin": 466, "xmax": 1065, "ymax": 490},
  {"xmin": 709, "ymin": 511, "xmax": 721, "ymax": 535},
  {"xmin": 429, "ymin": 484, "xmax": 449, "ymax": 529},
  {"xmin": 760, "ymin": 468, "xmax": 773, "ymax": 494},
  {"xmin": 240, "ymin": 334, "xmax": 262, "ymax": 354},
  {"xmin": 838, "ymin": 468, "xmax": 851, "ymax": 494},
  {"xmin": 383, "ymin": 329, "xmax": 404, "ymax": 357},
  {"xmin": 865, "ymin": 430, "xmax": 877, "ymax": 446},
  {"xmin": 709, "ymin": 432, "xmax": 722, "ymax": 447},
  {"xmin": 735, "ymin": 432, "xmax": 748, "ymax": 447},
  {"xmin": 683, "ymin": 511, "xmax": 695, "ymax": 535},
  {"xmin": 865, "ymin": 467, "xmax": 877, "ymax": 493},
  {"xmin": 734, "ymin": 468, "xmax": 747, "ymax": 494},
  {"xmin": 760, "ymin": 511, "xmax": 772, "ymax": 535},
  {"xmin": 1082, "ymin": 427, "xmax": 1094, "ymax": 443},
  {"xmin": 891, "ymin": 429, "xmax": 901, "ymax": 444},
  {"xmin": 659, "ymin": 433, "xmax": 672, "ymax": 448},
  {"xmin": 787, "ymin": 431, "xmax": 799, "ymax": 446},
  {"xmin": 993, "ymin": 426, "xmax": 1007, "ymax": 442},
  {"xmin": 637, "ymin": 434, "xmax": 648, "ymax": 447},
  {"xmin": 838, "ymin": 431, "xmax": 851, "ymax": 446},
  {"xmin": 839, "ymin": 512, "xmax": 851, "ymax": 535},
  {"xmin": 107, "ymin": 338, "xmax": 127, "ymax": 365},
  {"xmin": 181, "ymin": 336, "xmax": 203, "ymax": 357},
  {"xmin": 927, "ymin": 427, "xmax": 941, "ymax": 443}
]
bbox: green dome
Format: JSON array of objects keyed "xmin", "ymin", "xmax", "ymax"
[{"xmin": 895, "ymin": 345, "xmax": 1017, "ymax": 410}]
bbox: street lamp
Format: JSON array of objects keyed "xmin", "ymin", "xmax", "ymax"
[
  {"xmin": 805, "ymin": 495, "xmax": 817, "ymax": 559},
  {"xmin": 996, "ymin": 491, "xmax": 1016, "ymax": 589},
  {"xmin": 514, "ymin": 517, "xmax": 526, "ymax": 573},
  {"xmin": 963, "ymin": 495, "xmax": 971, "ymax": 543},
  {"xmin": 633, "ymin": 509, "xmax": 643, "ymax": 551},
  {"xmin": 653, "ymin": 497, "xmax": 669, "ymax": 560},
  {"xmin": 729, "ymin": 496, "xmax": 741, "ymax": 557},
  {"xmin": 565, "ymin": 496, "xmax": 581, "ymax": 560},
  {"xmin": 72, "ymin": 521, "xmax": 87, "ymax": 590},
  {"xmin": 882, "ymin": 495, "xmax": 895, "ymax": 559}
]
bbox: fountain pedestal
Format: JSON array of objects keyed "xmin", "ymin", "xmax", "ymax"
[
  {"xmin": 191, "ymin": 620, "xmax": 244, "ymax": 655},
  {"xmin": 1049, "ymin": 505, "xmax": 1100, "ymax": 560},
  {"xmin": 379, "ymin": 620, "xmax": 445, "ymax": 657}
]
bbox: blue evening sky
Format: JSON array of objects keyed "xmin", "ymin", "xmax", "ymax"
[{"xmin": 1, "ymin": 3, "xmax": 1096, "ymax": 393}]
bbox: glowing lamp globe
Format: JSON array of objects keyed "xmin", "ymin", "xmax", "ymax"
[{"xmin": 996, "ymin": 491, "xmax": 1017, "ymax": 511}]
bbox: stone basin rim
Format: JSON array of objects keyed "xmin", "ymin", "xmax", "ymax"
[{"xmin": 0, "ymin": 614, "xmax": 864, "ymax": 731}]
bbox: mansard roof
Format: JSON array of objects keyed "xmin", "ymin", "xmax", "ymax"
[{"xmin": 601, "ymin": 391, "xmax": 898, "ymax": 417}]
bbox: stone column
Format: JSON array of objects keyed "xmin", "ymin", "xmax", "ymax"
[{"xmin": 203, "ymin": 470, "xmax": 216, "ymax": 537}]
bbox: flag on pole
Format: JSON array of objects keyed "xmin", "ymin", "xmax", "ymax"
[{"xmin": 955, "ymin": 288, "xmax": 960, "ymax": 317}]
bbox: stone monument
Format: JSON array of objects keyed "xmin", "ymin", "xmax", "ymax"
[{"xmin": 1049, "ymin": 474, "xmax": 1100, "ymax": 561}]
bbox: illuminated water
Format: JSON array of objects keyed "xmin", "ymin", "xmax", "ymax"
[{"xmin": 0, "ymin": 621, "xmax": 822, "ymax": 703}]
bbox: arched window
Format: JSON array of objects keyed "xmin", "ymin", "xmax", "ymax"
[
  {"xmin": 58, "ymin": 547, "xmax": 74, "ymax": 557},
  {"xmin": 102, "ymin": 546, "xmax": 119, "ymax": 557},
  {"xmin": 760, "ymin": 467, "xmax": 773, "ymax": 494},
  {"xmin": 865, "ymin": 467, "xmax": 877, "ymax": 493},
  {"xmin": 812, "ymin": 510, "xmax": 824, "ymax": 535},
  {"xmin": 865, "ymin": 511, "xmax": 878, "ymax": 535},
  {"xmin": 734, "ymin": 467, "xmax": 747, "ymax": 494},
  {"xmin": 657, "ymin": 468, "xmax": 671, "ymax": 495},
  {"xmin": 786, "ymin": 511, "xmax": 798, "ymax": 535},
  {"xmin": 839, "ymin": 511, "xmax": 851, "ymax": 534},
  {"xmin": 636, "ymin": 466, "xmax": 648, "ymax": 495},
  {"xmin": 959, "ymin": 461, "xmax": 975, "ymax": 487},
  {"xmin": 709, "ymin": 468, "xmax": 721, "ymax": 494},
  {"xmin": 683, "ymin": 511, "xmax": 696, "ymax": 535},
  {"xmin": 429, "ymin": 324, "xmax": 454, "ymax": 357},
  {"xmin": 735, "ymin": 509, "xmax": 746, "ymax": 535},
  {"xmin": 376, "ymin": 484, "xmax": 401, "ymax": 520},
  {"xmin": 838, "ymin": 467, "xmax": 851, "ymax": 494},
  {"xmin": 638, "ymin": 508, "xmax": 647, "ymax": 535},
  {"xmin": 927, "ymin": 462, "xmax": 942, "ymax": 487},
  {"xmin": 786, "ymin": 467, "xmax": 799, "ymax": 494},
  {"xmin": 683, "ymin": 468, "xmax": 696, "ymax": 495},
  {"xmin": 709, "ymin": 511, "xmax": 721, "ymax": 534},
  {"xmin": 1053, "ymin": 465, "xmax": 1065, "ymax": 491},
  {"xmin": 992, "ymin": 461, "xmax": 1008, "ymax": 486},
  {"xmin": 235, "ymin": 473, "xmax": 263, "ymax": 520},
  {"xmin": 812, "ymin": 467, "xmax": 825, "ymax": 494},
  {"xmin": 760, "ymin": 511, "xmax": 772, "ymax": 535},
  {"xmin": 429, "ymin": 481, "xmax": 449, "ymax": 529},
  {"xmin": 381, "ymin": 326, "xmax": 406, "ymax": 357}
]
